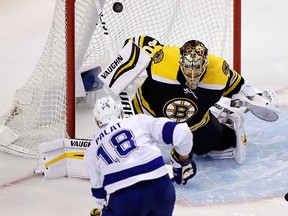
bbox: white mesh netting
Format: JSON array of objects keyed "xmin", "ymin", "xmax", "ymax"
[{"xmin": 0, "ymin": 0, "xmax": 235, "ymax": 157}]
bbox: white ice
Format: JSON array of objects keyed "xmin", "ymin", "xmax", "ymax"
[{"xmin": 1, "ymin": 0, "xmax": 288, "ymax": 215}]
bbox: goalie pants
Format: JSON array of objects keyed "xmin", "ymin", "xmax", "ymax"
[
  {"xmin": 192, "ymin": 113, "xmax": 236, "ymax": 155},
  {"xmin": 101, "ymin": 174, "xmax": 175, "ymax": 216}
]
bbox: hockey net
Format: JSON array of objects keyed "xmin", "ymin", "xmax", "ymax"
[{"xmin": 0, "ymin": 0, "xmax": 240, "ymax": 157}]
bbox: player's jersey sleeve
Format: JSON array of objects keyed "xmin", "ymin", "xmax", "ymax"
[
  {"xmin": 125, "ymin": 36, "xmax": 180, "ymax": 83},
  {"xmin": 198, "ymin": 54, "xmax": 229, "ymax": 90},
  {"xmin": 222, "ymin": 67, "xmax": 245, "ymax": 97},
  {"xmin": 150, "ymin": 45, "xmax": 180, "ymax": 83},
  {"xmin": 199, "ymin": 54, "xmax": 244, "ymax": 96},
  {"xmin": 136, "ymin": 114, "xmax": 192, "ymax": 156},
  {"xmin": 125, "ymin": 35, "xmax": 161, "ymax": 57}
]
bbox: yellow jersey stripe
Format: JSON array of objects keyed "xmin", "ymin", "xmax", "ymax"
[
  {"xmin": 223, "ymin": 71, "xmax": 242, "ymax": 96},
  {"xmin": 132, "ymin": 93, "xmax": 143, "ymax": 114},
  {"xmin": 137, "ymin": 87, "xmax": 156, "ymax": 116},
  {"xmin": 189, "ymin": 111, "xmax": 210, "ymax": 131}
]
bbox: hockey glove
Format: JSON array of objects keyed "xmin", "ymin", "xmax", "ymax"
[
  {"xmin": 231, "ymin": 83, "xmax": 279, "ymax": 122},
  {"xmin": 170, "ymin": 148, "xmax": 197, "ymax": 185},
  {"xmin": 90, "ymin": 208, "xmax": 101, "ymax": 216}
]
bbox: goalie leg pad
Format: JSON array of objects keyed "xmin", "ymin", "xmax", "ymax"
[
  {"xmin": 207, "ymin": 111, "xmax": 247, "ymax": 164},
  {"xmin": 38, "ymin": 138, "xmax": 91, "ymax": 179},
  {"xmin": 224, "ymin": 112, "xmax": 247, "ymax": 164},
  {"xmin": 233, "ymin": 125, "xmax": 247, "ymax": 164},
  {"xmin": 38, "ymin": 139, "xmax": 68, "ymax": 179}
]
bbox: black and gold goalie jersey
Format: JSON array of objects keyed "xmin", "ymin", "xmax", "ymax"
[{"xmin": 129, "ymin": 36, "xmax": 245, "ymax": 131}]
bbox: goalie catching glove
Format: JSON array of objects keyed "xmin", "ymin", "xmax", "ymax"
[
  {"xmin": 170, "ymin": 148, "xmax": 197, "ymax": 185},
  {"xmin": 230, "ymin": 83, "xmax": 279, "ymax": 122}
]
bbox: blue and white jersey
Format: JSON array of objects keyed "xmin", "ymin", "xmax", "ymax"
[{"xmin": 84, "ymin": 114, "xmax": 192, "ymax": 209}]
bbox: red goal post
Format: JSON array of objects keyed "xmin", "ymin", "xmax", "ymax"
[
  {"xmin": 66, "ymin": 0, "xmax": 242, "ymax": 137},
  {"xmin": 66, "ymin": 0, "xmax": 76, "ymax": 139},
  {"xmin": 233, "ymin": 0, "xmax": 241, "ymax": 74},
  {"xmin": 65, "ymin": 0, "xmax": 242, "ymax": 137},
  {"xmin": 0, "ymin": 0, "xmax": 241, "ymax": 157}
]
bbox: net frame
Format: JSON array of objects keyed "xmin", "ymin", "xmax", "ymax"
[{"xmin": 0, "ymin": 0, "xmax": 241, "ymax": 157}]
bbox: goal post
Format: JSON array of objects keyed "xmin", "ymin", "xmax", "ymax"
[
  {"xmin": 234, "ymin": 0, "xmax": 241, "ymax": 74},
  {"xmin": 0, "ymin": 0, "xmax": 241, "ymax": 157},
  {"xmin": 66, "ymin": 0, "xmax": 76, "ymax": 139}
]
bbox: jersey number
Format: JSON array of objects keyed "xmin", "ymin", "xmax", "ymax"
[{"xmin": 97, "ymin": 129, "xmax": 137, "ymax": 164}]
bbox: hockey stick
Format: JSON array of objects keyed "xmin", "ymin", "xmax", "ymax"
[
  {"xmin": 165, "ymin": 164, "xmax": 175, "ymax": 182},
  {"xmin": 119, "ymin": 91, "xmax": 135, "ymax": 117}
]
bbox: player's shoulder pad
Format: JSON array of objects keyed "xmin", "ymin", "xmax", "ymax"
[
  {"xmin": 126, "ymin": 36, "xmax": 161, "ymax": 57},
  {"xmin": 150, "ymin": 45, "xmax": 180, "ymax": 81},
  {"xmin": 199, "ymin": 54, "xmax": 229, "ymax": 89}
]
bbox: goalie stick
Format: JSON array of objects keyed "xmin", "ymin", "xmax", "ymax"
[{"xmin": 119, "ymin": 91, "xmax": 135, "ymax": 117}]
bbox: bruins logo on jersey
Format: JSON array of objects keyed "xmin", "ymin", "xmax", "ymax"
[
  {"xmin": 163, "ymin": 98, "xmax": 198, "ymax": 123},
  {"xmin": 152, "ymin": 49, "xmax": 164, "ymax": 64},
  {"xmin": 222, "ymin": 60, "xmax": 230, "ymax": 75}
]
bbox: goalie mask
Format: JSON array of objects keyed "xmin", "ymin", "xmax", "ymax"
[
  {"xmin": 180, "ymin": 40, "xmax": 208, "ymax": 89},
  {"xmin": 93, "ymin": 96, "xmax": 123, "ymax": 128}
]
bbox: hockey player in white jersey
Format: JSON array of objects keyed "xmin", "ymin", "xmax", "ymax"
[{"xmin": 84, "ymin": 96, "xmax": 196, "ymax": 216}]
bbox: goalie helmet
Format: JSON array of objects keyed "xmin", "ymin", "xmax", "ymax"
[
  {"xmin": 179, "ymin": 40, "xmax": 208, "ymax": 89},
  {"xmin": 93, "ymin": 96, "xmax": 123, "ymax": 128}
]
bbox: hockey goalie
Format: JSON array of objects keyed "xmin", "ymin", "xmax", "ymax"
[
  {"xmin": 96, "ymin": 36, "xmax": 279, "ymax": 163},
  {"xmin": 37, "ymin": 37, "xmax": 279, "ymax": 180}
]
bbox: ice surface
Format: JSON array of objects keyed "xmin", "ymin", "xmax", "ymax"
[{"xmin": 175, "ymin": 110, "xmax": 288, "ymax": 205}]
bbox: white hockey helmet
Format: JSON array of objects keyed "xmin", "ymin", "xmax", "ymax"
[
  {"xmin": 180, "ymin": 40, "xmax": 208, "ymax": 89},
  {"xmin": 93, "ymin": 96, "xmax": 123, "ymax": 127}
]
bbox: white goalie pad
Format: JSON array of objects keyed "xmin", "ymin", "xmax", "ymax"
[
  {"xmin": 37, "ymin": 138, "xmax": 91, "ymax": 179},
  {"xmin": 207, "ymin": 124, "xmax": 247, "ymax": 164},
  {"xmin": 209, "ymin": 98, "xmax": 247, "ymax": 164},
  {"xmin": 233, "ymin": 124, "xmax": 247, "ymax": 164},
  {"xmin": 98, "ymin": 41, "xmax": 151, "ymax": 97}
]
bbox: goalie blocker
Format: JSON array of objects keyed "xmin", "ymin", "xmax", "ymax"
[{"xmin": 98, "ymin": 40, "xmax": 151, "ymax": 98}]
